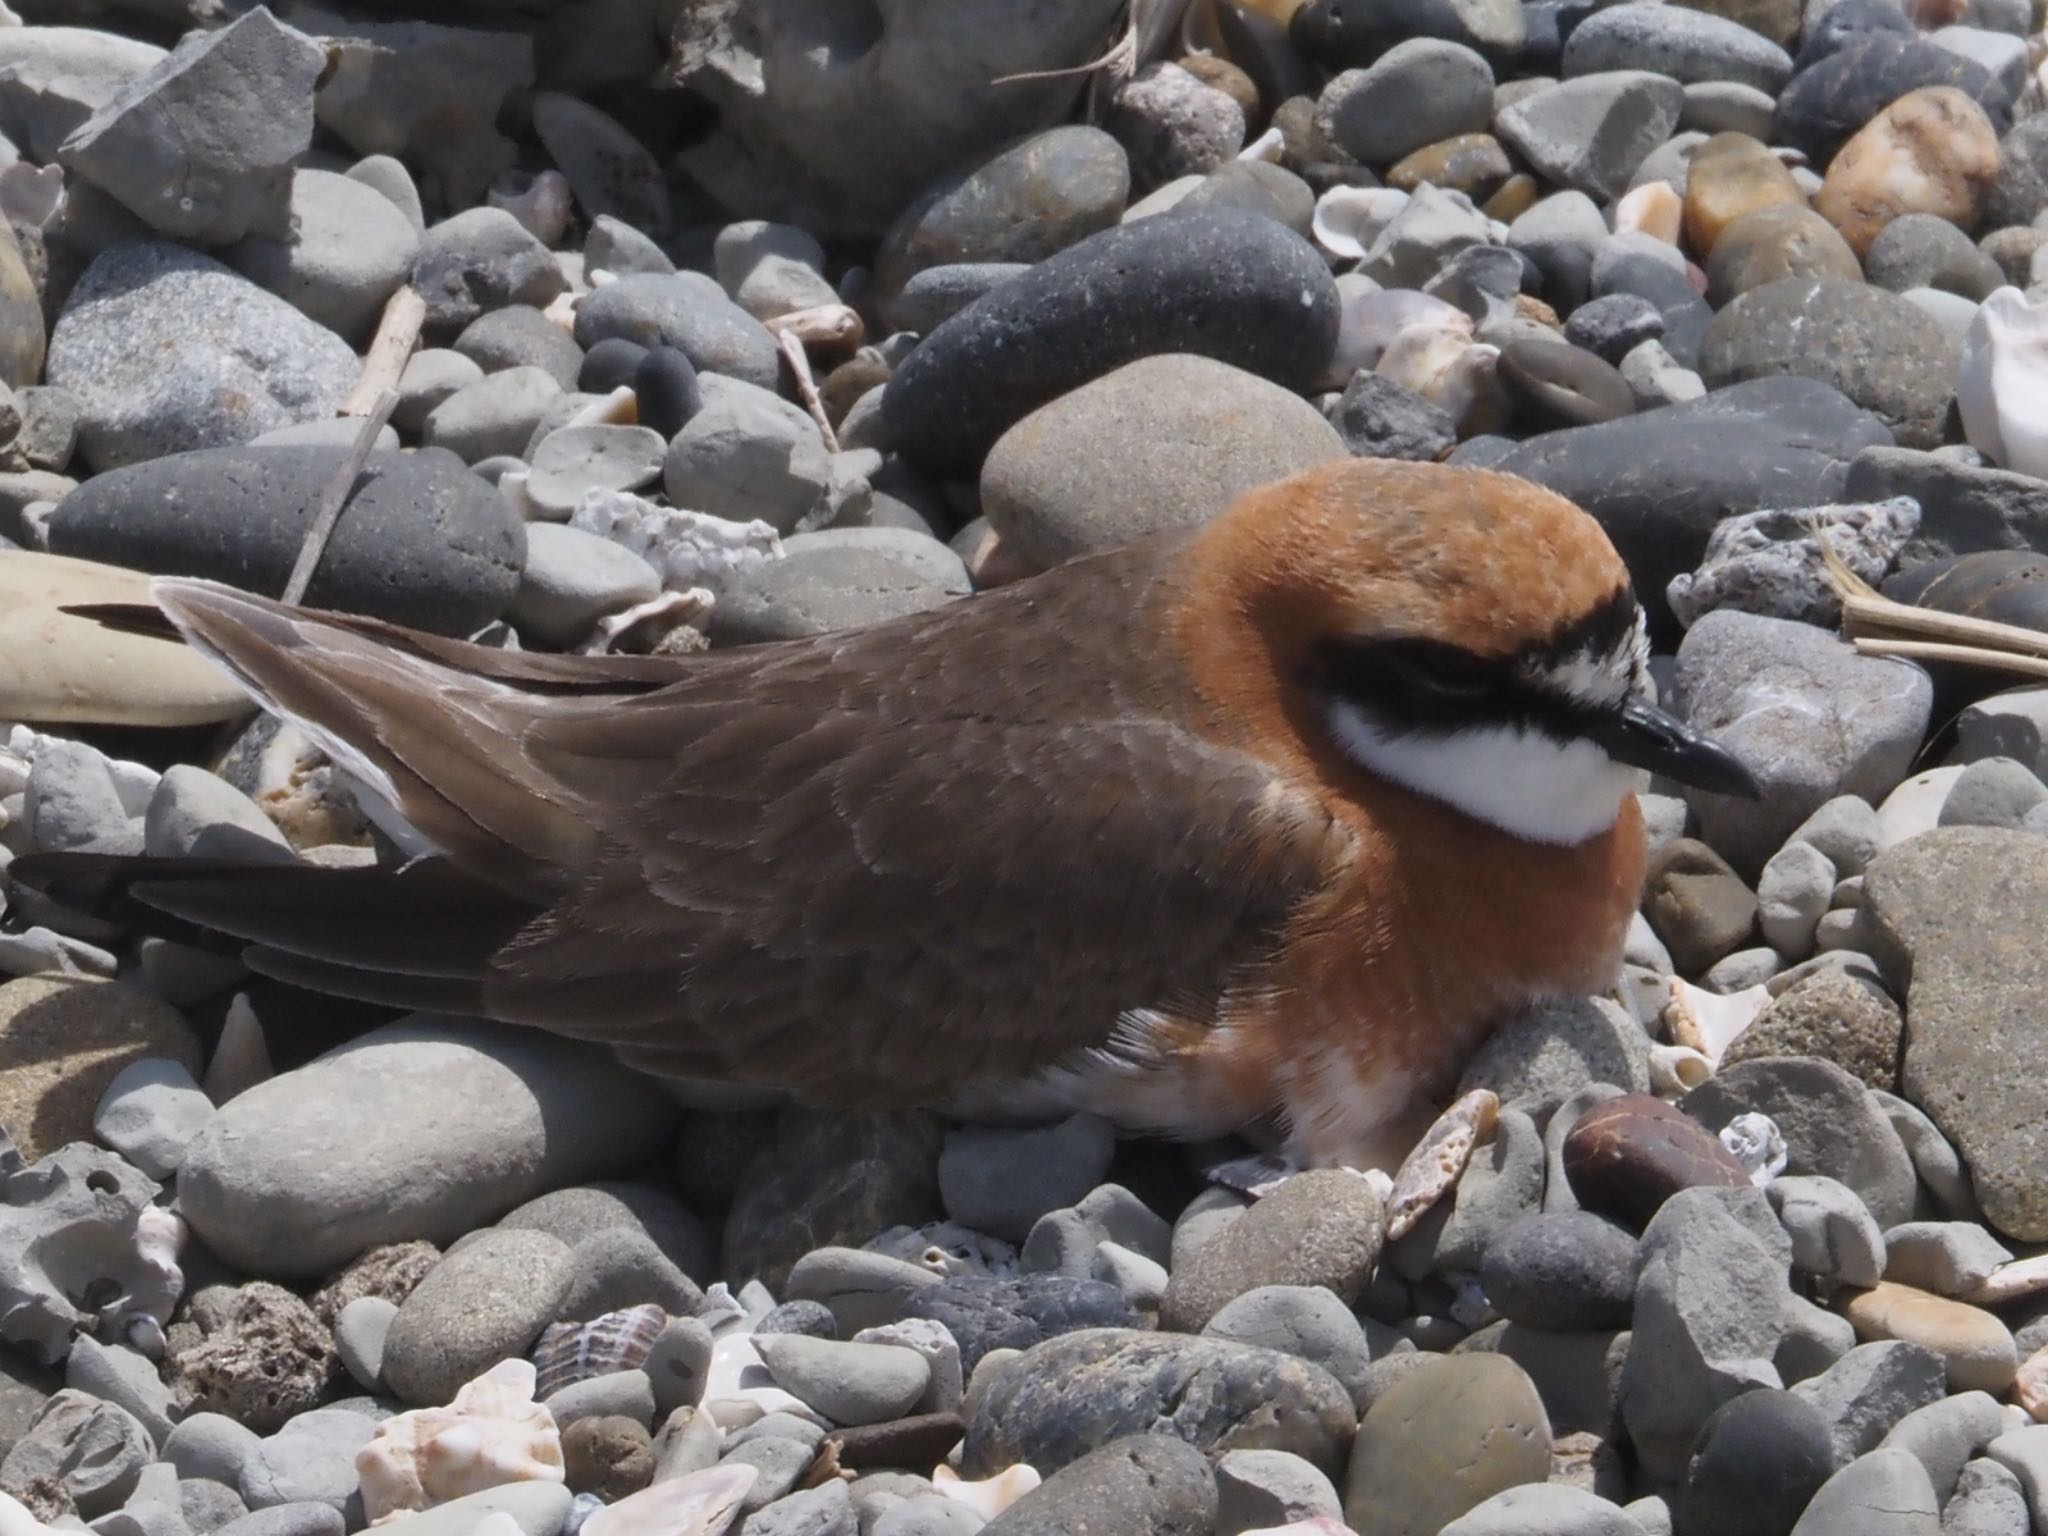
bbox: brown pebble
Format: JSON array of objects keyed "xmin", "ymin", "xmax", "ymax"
[
  {"xmin": 1496, "ymin": 339, "xmax": 1634, "ymax": 429},
  {"xmin": 1386, "ymin": 134, "xmax": 1513, "ymax": 201},
  {"xmin": 1813, "ymin": 86, "xmax": 2001, "ymax": 259},
  {"xmin": 1839, "ymin": 1281, "xmax": 2017, "ymax": 1393},
  {"xmin": 1562, "ymin": 1095, "xmax": 1751, "ymax": 1230},
  {"xmin": 828, "ymin": 1412, "xmax": 967, "ymax": 1471},
  {"xmin": 562, "ymin": 1414, "xmax": 655, "ymax": 1501},
  {"xmin": 1178, "ymin": 54, "xmax": 1263, "ymax": 124}
]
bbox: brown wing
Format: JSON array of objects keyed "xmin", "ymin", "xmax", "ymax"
[{"xmin": 16, "ymin": 560, "xmax": 1343, "ymax": 1107}]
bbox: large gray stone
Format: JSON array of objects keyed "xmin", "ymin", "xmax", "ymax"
[
  {"xmin": 1495, "ymin": 72, "xmax": 1685, "ymax": 202},
  {"xmin": 1670, "ymin": 609, "xmax": 1932, "ymax": 875},
  {"xmin": 57, "ymin": 9, "xmax": 323, "ymax": 245},
  {"xmin": 1786, "ymin": 1447, "xmax": 1938, "ymax": 1535},
  {"xmin": 705, "ymin": 527, "xmax": 970, "ymax": 644},
  {"xmin": 48, "ymin": 443, "xmax": 525, "ymax": 635},
  {"xmin": 979, "ymin": 1435, "xmax": 1215, "ymax": 1536},
  {"xmin": 0, "ymin": 28, "xmax": 165, "ymax": 163},
  {"xmin": 980, "ymin": 354, "xmax": 1344, "ymax": 570},
  {"xmin": 1844, "ymin": 446, "xmax": 2048, "ymax": 568},
  {"xmin": 46, "ymin": 244, "xmax": 358, "ymax": 473},
  {"xmin": 227, "ymin": 169, "xmax": 421, "ymax": 345},
  {"xmin": 1866, "ymin": 827, "xmax": 2048, "ymax": 1241},
  {"xmin": 1342, "ymin": 1354, "xmax": 1552, "ymax": 1536},
  {"xmin": 177, "ymin": 1016, "xmax": 681, "ymax": 1280}
]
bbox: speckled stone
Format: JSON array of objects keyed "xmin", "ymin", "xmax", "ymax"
[{"xmin": 1342, "ymin": 1354, "xmax": 1552, "ymax": 1536}]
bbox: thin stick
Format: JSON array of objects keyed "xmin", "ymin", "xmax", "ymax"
[
  {"xmin": 1847, "ymin": 637, "xmax": 2048, "ymax": 681},
  {"xmin": 1839, "ymin": 592, "xmax": 2048, "ymax": 660},
  {"xmin": 282, "ymin": 389, "xmax": 398, "ymax": 606},
  {"xmin": 340, "ymin": 286, "xmax": 426, "ymax": 417},
  {"xmin": 777, "ymin": 329, "xmax": 840, "ymax": 453}
]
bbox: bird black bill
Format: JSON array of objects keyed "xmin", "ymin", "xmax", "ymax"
[{"xmin": 1594, "ymin": 698, "xmax": 1762, "ymax": 800}]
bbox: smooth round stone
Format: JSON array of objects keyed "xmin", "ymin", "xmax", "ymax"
[
  {"xmin": 1175, "ymin": 160, "xmax": 1317, "ymax": 234},
  {"xmin": 1563, "ymin": 4, "xmax": 1793, "ymax": 92},
  {"xmin": 239, "ymin": 1408, "xmax": 380, "ymax": 1514},
  {"xmin": 1841, "ymin": 1282, "xmax": 2017, "ymax": 1393},
  {"xmin": 1862, "ymin": 214, "xmax": 2003, "ymax": 300},
  {"xmin": 1685, "ymin": 1057, "xmax": 1917, "ymax": 1228},
  {"xmin": 1680, "ymin": 1390, "xmax": 1838, "ymax": 1536},
  {"xmin": 632, "ymin": 346, "xmax": 701, "ymax": 438},
  {"xmin": 1700, "ymin": 277, "xmax": 1959, "ymax": 450},
  {"xmin": 1789, "ymin": 1447, "xmax": 1939, "ymax": 1535},
  {"xmin": 1772, "ymin": 33, "xmax": 2008, "ymax": 168},
  {"xmin": 422, "ymin": 365, "xmax": 562, "ymax": 463},
  {"xmin": 0, "ymin": 551, "xmax": 253, "ymax": 727},
  {"xmin": 531, "ymin": 91, "xmax": 669, "ymax": 236},
  {"xmin": 979, "ymin": 353, "xmax": 1343, "ymax": 571},
  {"xmin": 527, "ymin": 425, "xmax": 666, "ymax": 519},
  {"xmin": 91, "ymin": 1056, "xmax": 214, "ymax": 1178},
  {"xmin": 572, "ymin": 272, "xmax": 781, "ymax": 393},
  {"xmin": 382, "ymin": 1230, "xmax": 575, "ymax": 1406},
  {"xmin": 1480, "ymin": 1211, "xmax": 1637, "ymax": 1330},
  {"xmin": 1342, "ymin": 1355, "xmax": 1551, "ymax": 1536},
  {"xmin": 938, "ymin": 1115, "xmax": 1114, "ymax": 1245},
  {"xmin": 882, "ymin": 206, "xmax": 1339, "ymax": 478},
  {"xmin": 705, "ymin": 526, "xmax": 969, "ymax": 643},
  {"xmin": 1987, "ymin": 114, "xmax": 2048, "ymax": 226},
  {"xmin": 1681, "ymin": 81, "xmax": 1779, "ymax": 139},
  {"xmin": 176, "ymin": 1016, "xmax": 679, "ymax": 1279},
  {"xmin": 47, "ymin": 443, "xmax": 526, "ymax": 634},
  {"xmin": 393, "ymin": 349, "xmax": 485, "ymax": 435},
  {"xmin": 750, "ymin": 1336, "xmax": 929, "ymax": 1427},
  {"xmin": 346, "ymin": 153, "xmax": 424, "ymax": 234},
  {"xmin": 1562, "ymin": 1094, "xmax": 1751, "ymax": 1228},
  {"xmin": 661, "ymin": 373, "xmax": 828, "ymax": 534},
  {"xmin": 579, "ymin": 337, "xmax": 647, "ymax": 395},
  {"xmin": 888, "ymin": 263, "xmax": 1030, "ymax": 337},
  {"xmin": 225, "ymin": 168, "xmax": 419, "ymax": 344},
  {"xmin": 1644, "ymin": 837, "xmax": 1758, "ymax": 974},
  {"xmin": 1314, "ymin": 40, "xmax": 1494, "ymax": 167},
  {"xmin": 47, "ymin": 242, "xmax": 357, "ymax": 473},
  {"xmin": 508, "ymin": 523, "xmax": 660, "ymax": 646},
  {"xmin": 1703, "ymin": 205, "xmax": 1863, "ymax": 307},
  {"xmin": 1385, "ymin": 135, "xmax": 1512, "ymax": 201},
  {"xmin": 712, "ymin": 219, "xmax": 837, "ymax": 321},
  {"xmin": 960, "ymin": 1329, "xmax": 1355, "ymax": 1479},
  {"xmin": 544, "ymin": 1369, "xmax": 656, "ymax": 1431},
  {"xmin": 455, "ymin": 306, "xmax": 586, "ymax": 391},
  {"xmin": 1681, "ymin": 132, "xmax": 1807, "ymax": 256},
  {"xmin": 1161, "ymin": 1169, "xmax": 1384, "ymax": 1335},
  {"xmin": 988, "ymin": 1436, "xmax": 1215, "ymax": 1536},
  {"xmin": 1813, "ymin": 86, "xmax": 2002, "ymax": 259},
  {"xmin": 1496, "ymin": 338, "xmax": 1633, "ymax": 428},
  {"xmin": 874, "ymin": 126, "xmax": 1130, "ymax": 307}
]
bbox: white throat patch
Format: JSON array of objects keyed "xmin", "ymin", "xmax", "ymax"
[{"xmin": 1325, "ymin": 698, "xmax": 1640, "ymax": 846}]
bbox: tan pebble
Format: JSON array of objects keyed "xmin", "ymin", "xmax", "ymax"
[
  {"xmin": 1386, "ymin": 135, "xmax": 1513, "ymax": 201},
  {"xmin": 1703, "ymin": 203, "xmax": 1862, "ymax": 307},
  {"xmin": 1840, "ymin": 1280, "xmax": 2018, "ymax": 1393},
  {"xmin": 2015, "ymin": 1345, "xmax": 2048, "ymax": 1421},
  {"xmin": 1385, "ymin": 1088, "xmax": 1498, "ymax": 1240},
  {"xmin": 1616, "ymin": 181, "xmax": 1683, "ymax": 246},
  {"xmin": 1681, "ymin": 133, "xmax": 1807, "ymax": 261},
  {"xmin": 1481, "ymin": 173, "xmax": 1542, "ymax": 223},
  {"xmin": 1813, "ymin": 86, "xmax": 2001, "ymax": 259}
]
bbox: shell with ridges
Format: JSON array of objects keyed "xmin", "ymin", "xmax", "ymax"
[
  {"xmin": 1383, "ymin": 1089, "xmax": 1498, "ymax": 1240},
  {"xmin": 532, "ymin": 1304, "xmax": 667, "ymax": 1398},
  {"xmin": 354, "ymin": 1358, "xmax": 563, "ymax": 1524}
]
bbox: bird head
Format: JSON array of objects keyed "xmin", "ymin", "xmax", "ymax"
[{"xmin": 1180, "ymin": 459, "xmax": 1760, "ymax": 846}]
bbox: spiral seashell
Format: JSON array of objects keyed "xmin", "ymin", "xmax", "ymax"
[
  {"xmin": 1647, "ymin": 1043, "xmax": 1714, "ymax": 1096},
  {"xmin": 531, "ymin": 1304, "xmax": 667, "ymax": 1399},
  {"xmin": 1957, "ymin": 287, "xmax": 2048, "ymax": 480}
]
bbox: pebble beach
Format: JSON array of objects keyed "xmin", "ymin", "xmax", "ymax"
[{"xmin": 5, "ymin": 0, "xmax": 2048, "ymax": 1534}]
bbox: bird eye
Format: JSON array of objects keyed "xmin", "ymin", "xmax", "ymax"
[{"xmin": 1394, "ymin": 645, "xmax": 1494, "ymax": 699}]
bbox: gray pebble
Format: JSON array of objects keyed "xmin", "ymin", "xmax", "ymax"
[
  {"xmin": 750, "ymin": 1336, "xmax": 930, "ymax": 1427},
  {"xmin": 739, "ymin": 1480, "xmax": 854, "ymax": 1536},
  {"xmin": 1787, "ymin": 1446, "xmax": 1937, "ymax": 1535},
  {"xmin": 394, "ymin": 350, "xmax": 486, "ymax": 436},
  {"xmin": 210, "ymin": 1505, "xmax": 344, "ymax": 1536},
  {"xmin": 1213, "ymin": 1447, "xmax": 1342, "ymax": 1534},
  {"xmin": 455, "ymin": 307, "xmax": 585, "ymax": 392},
  {"xmin": 1, "ymin": 1388, "xmax": 153, "ymax": 1517},
  {"xmin": 1882, "ymin": 1222, "xmax": 2012, "ymax": 1296},
  {"xmin": 546, "ymin": 1370, "xmax": 656, "ymax": 1433},
  {"xmin": 1939, "ymin": 757, "xmax": 2048, "ymax": 830},
  {"xmin": 1941, "ymin": 1457, "xmax": 2031, "ymax": 1536},
  {"xmin": 1202, "ymin": 1284, "xmax": 1374, "ymax": 1413},
  {"xmin": 91, "ymin": 1058, "xmax": 216, "ymax": 1180},
  {"xmin": 412, "ymin": 208, "xmax": 567, "ymax": 335},
  {"xmin": 1779, "ymin": 1292, "xmax": 1859, "ymax": 1386},
  {"xmin": 1878, "ymin": 1390, "xmax": 2006, "ymax": 1502},
  {"xmin": 178, "ymin": 1480, "xmax": 249, "ymax": 1536},
  {"xmin": 63, "ymin": 1337, "xmax": 176, "ymax": 1447},
  {"xmin": 237, "ymin": 1409, "xmax": 379, "ymax": 1515},
  {"xmin": 937, "ymin": 1116, "xmax": 1116, "ymax": 1245},
  {"xmin": 509, "ymin": 523, "xmax": 660, "ymax": 647},
  {"xmin": 1794, "ymin": 1341, "xmax": 1949, "ymax": 1463},
  {"xmin": 423, "ymin": 366, "xmax": 563, "ymax": 464},
  {"xmin": 641, "ymin": 1316, "xmax": 714, "ymax": 1418},
  {"xmin": 333, "ymin": 1297, "xmax": 395, "ymax": 1393},
  {"xmin": 1769, "ymin": 1175, "xmax": 1887, "ymax": 1288},
  {"xmin": 163, "ymin": 1416, "xmax": 262, "ymax": 1488},
  {"xmin": 382, "ymin": 1230, "xmax": 576, "ymax": 1406}
]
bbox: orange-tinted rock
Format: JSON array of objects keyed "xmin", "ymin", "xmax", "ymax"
[
  {"xmin": 1562, "ymin": 1094, "xmax": 1752, "ymax": 1229},
  {"xmin": 1682, "ymin": 132, "xmax": 1807, "ymax": 259},
  {"xmin": 1482, "ymin": 173, "xmax": 1543, "ymax": 223},
  {"xmin": 1617, "ymin": 180, "xmax": 1683, "ymax": 246},
  {"xmin": 1840, "ymin": 1280, "xmax": 2017, "ymax": 1392},
  {"xmin": 1814, "ymin": 86, "xmax": 2002, "ymax": 259},
  {"xmin": 1387, "ymin": 134, "xmax": 1514, "ymax": 201}
]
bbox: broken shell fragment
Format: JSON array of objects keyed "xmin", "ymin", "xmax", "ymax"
[{"xmin": 1384, "ymin": 1088, "xmax": 1499, "ymax": 1240}]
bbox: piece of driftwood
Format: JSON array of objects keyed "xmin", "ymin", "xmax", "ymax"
[
  {"xmin": 282, "ymin": 389, "xmax": 399, "ymax": 606},
  {"xmin": 340, "ymin": 286, "xmax": 426, "ymax": 418}
]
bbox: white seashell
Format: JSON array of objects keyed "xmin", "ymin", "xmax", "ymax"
[
  {"xmin": 1, "ymin": 1489, "xmax": 58, "ymax": 1536},
  {"xmin": 354, "ymin": 1358, "xmax": 565, "ymax": 1525},
  {"xmin": 1662, "ymin": 977, "xmax": 1770, "ymax": 1065},
  {"xmin": 583, "ymin": 1464, "xmax": 757, "ymax": 1536},
  {"xmin": 1956, "ymin": 286, "xmax": 2048, "ymax": 480},
  {"xmin": 1384, "ymin": 1088, "xmax": 1499, "ymax": 1240},
  {"xmin": 1719, "ymin": 1111, "xmax": 1787, "ymax": 1184},
  {"xmin": 1311, "ymin": 186, "xmax": 1409, "ymax": 263},
  {"xmin": 203, "ymin": 993, "xmax": 274, "ymax": 1106},
  {"xmin": 932, "ymin": 1463, "xmax": 1041, "ymax": 1519},
  {"xmin": 1647, "ymin": 1043, "xmax": 1714, "ymax": 1095},
  {"xmin": 1238, "ymin": 126, "xmax": 1286, "ymax": 163},
  {"xmin": 1376, "ymin": 320, "xmax": 1503, "ymax": 435}
]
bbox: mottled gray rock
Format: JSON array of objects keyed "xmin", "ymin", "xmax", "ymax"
[
  {"xmin": 1201, "ymin": 1286, "xmax": 1374, "ymax": 1413},
  {"xmin": 937, "ymin": 1116, "xmax": 1115, "ymax": 1245},
  {"xmin": 573, "ymin": 272, "xmax": 781, "ymax": 393},
  {"xmin": 1878, "ymin": 1390, "xmax": 2005, "ymax": 1502},
  {"xmin": 57, "ymin": 10, "xmax": 323, "ymax": 245},
  {"xmin": 1, "ymin": 1388, "xmax": 152, "ymax": 1515},
  {"xmin": 227, "ymin": 169, "xmax": 421, "ymax": 345},
  {"xmin": 1787, "ymin": 1447, "xmax": 1938, "ymax": 1535},
  {"xmin": 1496, "ymin": 72, "xmax": 1685, "ymax": 202},
  {"xmin": 509, "ymin": 523, "xmax": 660, "ymax": 647},
  {"xmin": 90, "ymin": 1057, "xmax": 215, "ymax": 1180},
  {"xmin": 1439, "ymin": 1484, "xmax": 1648, "ymax": 1536},
  {"xmin": 381, "ymin": 1231, "xmax": 575, "ymax": 1406},
  {"xmin": 1882, "ymin": 1223, "xmax": 2011, "ymax": 1296},
  {"xmin": 1314, "ymin": 40, "xmax": 1494, "ymax": 166},
  {"xmin": 1793, "ymin": 1341, "xmax": 1948, "ymax": 1463},
  {"xmin": 237, "ymin": 1409, "xmax": 378, "ymax": 1515},
  {"xmin": 1564, "ymin": 5, "xmax": 1792, "ymax": 91},
  {"xmin": 661, "ymin": 373, "xmax": 830, "ymax": 534},
  {"xmin": 959, "ymin": 1329, "xmax": 1354, "ymax": 1479},
  {"xmin": 1481, "ymin": 1212, "xmax": 1637, "ymax": 1332},
  {"xmin": 1213, "ymin": 1447, "xmax": 1343, "ymax": 1534},
  {"xmin": 1389, "ymin": 1108, "xmax": 1546, "ymax": 1281},
  {"xmin": 977, "ymin": 1435, "xmax": 1214, "ymax": 1536},
  {"xmin": 47, "ymin": 244, "xmax": 357, "ymax": 473},
  {"xmin": 1769, "ymin": 1175, "xmax": 1886, "ymax": 1287},
  {"xmin": 1678, "ymin": 1388, "xmax": 1836, "ymax": 1536},
  {"xmin": 1620, "ymin": 1187, "xmax": 1792, "ymax": 1479},
  {"xmin": 1161, "ymin": 1169, "xmax": 1383, "ymax": 1334},
  {"xmin": 1342, "ymin": 1354, "xmax": 1551, "ymax": 1536},
  {"xmin": 411, "ymin": 208, "xmax": 567, "ymax": 336},
  {"xmin": 1459, "ymin": 995, "xmax": 1650, "ymax": 1103}
]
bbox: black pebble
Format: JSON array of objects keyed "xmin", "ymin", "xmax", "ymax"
[
  {"xmin": 635, "ymin": 346, "xmax": 703, "ymax": 438},
  {"xmin": 580, "ymin": 336, "xmax": 648, "ymax": 394}
]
